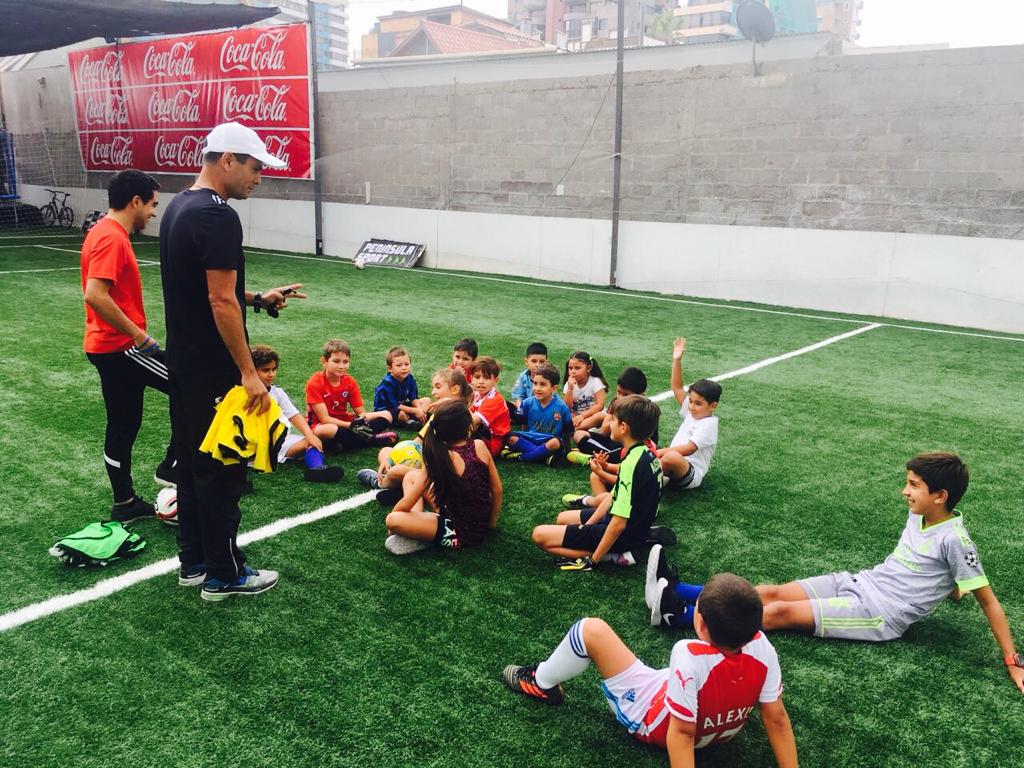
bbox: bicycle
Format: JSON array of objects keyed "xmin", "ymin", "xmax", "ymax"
[{"xmin": 41, "ymin": 188, "xmax": 74, "ymax": 229}]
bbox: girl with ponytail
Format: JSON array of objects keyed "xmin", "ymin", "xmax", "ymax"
[{"xmin": 383, "ymin": 399, "xmax": 503, "ymax": 555}]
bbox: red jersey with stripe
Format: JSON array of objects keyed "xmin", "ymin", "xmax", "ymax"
[
  {"xmin": 305, "ymin": 371, "xmax": 363, "ymax": 426},
  {"xmin": 80, "ymin": 216, "xmax": 146, "ymax": 354},
  {"xmin": 472, "ymin": 387, "xmax": 511, "ymax": 455},
  {"xmin": 637, "ymin": 632, "xmax": 782, "ymax": 750}
]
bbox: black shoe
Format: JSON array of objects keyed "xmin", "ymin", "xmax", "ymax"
[
  {"xmin": 154, "ymin": 459, "xmax": 177, "ymax": 488},
  {"xmin": 645, "ymin": 525, "xmax": 677, "ymax": 547},
  {"xmin": 405, "ymin": 419, "xmax": 423, "ymax": 431},
  {"xmin": 650, "ymin": 577, "xmax": 687, "ymax": 629},
  {"xmin": 502, "ymin": 663, "xmax": 564, "ymax": 706},
  {"xmin": 304, "ymin": 465, "xmax": 344, "ymax": 483},
  {"xmin": 110, "ymin": 496, "xmax": 155, "ymax": 524},
  {"xmin": 349, "ymin": 418, "xmax": 375, "ymax": 442},
  {"xmin": 376, "ymin": 487, "xmax": 403, "ymax": 506}
]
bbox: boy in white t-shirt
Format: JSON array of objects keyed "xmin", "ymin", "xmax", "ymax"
[
  {"xmin": 252, "ymin": 345, "xmax": 343, "ymax": 483},
  {"xmin": 502, "ymin": 573, "xmax": 798, "ymax": 767},
  {"xmin": 658, "ymin": 337, "xmax": 720, "ymax": 489}
]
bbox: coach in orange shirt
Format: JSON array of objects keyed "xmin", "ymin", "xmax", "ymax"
[{"xmin": 81, "ymin": 169, "xmax": 175, "ymax": 524}]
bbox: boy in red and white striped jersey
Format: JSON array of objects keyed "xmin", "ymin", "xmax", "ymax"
[{"xmin": 503, "ymin": 573, "xmax": 798, "ymax": 768}]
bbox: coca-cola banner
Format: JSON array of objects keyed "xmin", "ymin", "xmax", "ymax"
[{"xmin": 68, "ymin": 24, "xmax": 312, "ymax": 179}]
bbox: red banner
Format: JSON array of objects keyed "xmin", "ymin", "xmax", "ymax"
[{"xmin": 68, "ymin": 24, "xmax": 312, "ymax": 179}]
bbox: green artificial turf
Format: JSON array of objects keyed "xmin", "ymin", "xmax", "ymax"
[{"xmin": 1, "ymin": 235, "xmax": 1022, "ymax": 767}]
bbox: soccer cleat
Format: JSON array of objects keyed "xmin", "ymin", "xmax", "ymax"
[
  {"xmin": 304, "ymin": 465, "xmax": 344, "ymax": 483},
  {"xmin": 561, "ymin": 493, "xmax": 590, "ymax": 510},
  {"xmin": 651, "ymin": 577, "xmax": 687, "ymax": 629},
  {"xmin": 154, "ymin": 459, "xmax": 177, "ymax": 488},
  {"xmin": 178, "ymin": 563, "xmax": 207, "ymax": 587},
  {"xmin": 348, "ymin": 418, "xmax": 375, "ymax": 442},
  {"xmin": 356, "ymin": 469, "xmax": 382, "ymax": 489},
  {"xmin": 404, "ymin": 419, "xmax": 423, "ymax": 432},
  {"xmin": 556, "ymin": 556, "xmax": 595, "ymax": 571},
  {"xmin": 200, "ymin": 565, "xmax": 279, "ymax": 602},
  {"xmin": 500, "ymin": 448, "xmax": 523, "ymax": 461},
  {"xmin": 110, "ymin": 496, "xmax": 155, "ymax": 524},
  {"xmin": 565, "ymin": 450, "xmax": 590, "ymax": 466},
  {"xmin": 544, "ymin": 453, "xmax": 560, "ymax": 467},
  {"xmin": 385, "ymin": 534, "xmax": 432, "ymax": 555},
  {"xmin": 373, "ymin": 431, "xmax": 399, "ymax": 447},
  {"xmin": 502, "ymin": 663, "xmax": 564, "ymax": 706},
  {"xmin": 645, "ymin": 525, "xmax": 678, "ymax": 547}
]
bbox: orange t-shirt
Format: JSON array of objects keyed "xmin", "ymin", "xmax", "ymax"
[
  {"xmin": 305, "ymin": 371, "xmax": 364, "ymax": 426},
  {"xmin": 81, "ymin": 216, "xmax": 146, "ymax": 354}
]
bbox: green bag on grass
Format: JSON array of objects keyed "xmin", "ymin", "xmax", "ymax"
[{"xmin": 48, "ymin": 521, "xmax": 146, "ymax": 567}]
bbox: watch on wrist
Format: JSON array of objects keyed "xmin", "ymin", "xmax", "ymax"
[
  {"xmin": 1004, "ymin": 653, "xmax": 1023, "ymax": 668},
  {"xmin": 253, "ymin": 292, "xmax": 262, "ymax": 313}
]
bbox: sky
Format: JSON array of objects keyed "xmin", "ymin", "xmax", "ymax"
[{"xmin": 346, "ymin": 0, "xmax": 1024, "ymax": 59}]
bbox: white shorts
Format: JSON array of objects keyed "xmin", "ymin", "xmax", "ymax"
[
  {"xmin": 278, "ymin": 434, "xmax": 306, "ymax": 464},
  {"xmin": 598, "ymin": 659, "xmax": 671, "ymax": 743}
]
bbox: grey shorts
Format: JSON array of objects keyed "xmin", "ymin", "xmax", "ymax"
[{"xmin": 798, "ymin": 572, "xmax": 903, "ymax": 642}]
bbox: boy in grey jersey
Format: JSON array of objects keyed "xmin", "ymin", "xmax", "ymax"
[{"xmin": 757, "ymin": 453, "xmax": 1024, "ymax": 693}]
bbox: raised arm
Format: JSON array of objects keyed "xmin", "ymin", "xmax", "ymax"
[{"xmin": 671, "ymin": 337, "xmax": 687, "ymax": 405}]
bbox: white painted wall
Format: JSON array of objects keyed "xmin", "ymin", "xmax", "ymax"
[{"xmin": 20, "ymin": 187, "xmax": 1021, "ymax": 334}]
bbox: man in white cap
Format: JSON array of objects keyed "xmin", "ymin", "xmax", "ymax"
[{"xmin": 160, "ymin": 122, "xmax": 306, "ymax": 602}]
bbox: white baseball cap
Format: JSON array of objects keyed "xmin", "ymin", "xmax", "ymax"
[{"xmin": 203, "ymin": 122, "xmax": 286, "ymax": 169}]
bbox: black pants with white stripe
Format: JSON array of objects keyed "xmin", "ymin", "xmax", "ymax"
[
  {"xmin": 87, "ymin": 347, "xmax": 175, "ymax": 503},
  {"xmin": 168, "ymin": 370, "xmax": 246, "ymax": 581}
]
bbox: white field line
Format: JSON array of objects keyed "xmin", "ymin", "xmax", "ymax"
[
  {"xmin": 0, "ymin": 326, "xmax": 881, "ymax": 634},
  {"xmin": 0, "ymin": 234, "xmax": 82, "ymax": 240},
  {"xmin": 242, "ymin": 248, "xmax": 1024, "ymax": 344},
  {"xmin": 0, "ymin": 491, "xmax": 376, "ymax": 633},
  {"xmin": 0, "ymin": 245, "xmax": 158, "ymax": 271},
  {"xmin": 648, "ymin": 323, "xmax": 881, "ymax": 402},
  {"xmin": 0, "ymin": 266, "xmax": 82, "ymax": 275}
]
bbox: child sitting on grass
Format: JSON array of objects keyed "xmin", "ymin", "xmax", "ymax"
[
  {"xmin": 531, "ymin": 395, "xmax": 662, "ymax": 569},
  {"xmin": 501, "ymin": 363, "xmax": 573, "ymax": 465},
  {"xmin": 252, "ymin": 345, "xmax": 342, "ymax": 483},
  {"xmin": 568, "ymin": 366, "xmax": 650, "ymax": 461},
  {"xmin": 384, "ymin": 399, "xmax": 503, "ymax": 555},
  {"xmin": 373, "ymin": 346, "xmax": 432, "ymax": 430},
  {"xmin": 644, "ymin": 452, "xmax": 1024, "ymax": 694},
  {"xmin": 659, "ymin": 337, "xmax": 719, "ymax": 489},
  {"xmin": 563, "ymin": 351, "xmax": 607, "ymax": 431},
  {"xmin": 448, "ymin": 337, "xmax": 478, "ymax": 382},
  {"xmin": 305, "ymin": 339, "xmax": 398, "ymax": 451},
  {"xmin": 469, "ymin": 356, "xmax": 510, "ymax": 456},
  {"xmin": 509, "ymin": 341, "xmax": 548, "ymax": 417},
  {"xmin": 502, "ymin": 574, "xmax": 798, "ymax": 768},
  {"xmin": 357, "ymin": 369, "xmax": 472, "ymax": 505}
]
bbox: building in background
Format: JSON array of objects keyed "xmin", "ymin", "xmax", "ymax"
[
  {"xmin": 360, "ymin": 5, "xmax": 549, "ymax": 61},
  {"xmin": 673, "ymin": 0, "xmax": 861, "ymax": 44},
  {"xmin": 508, "ymin": 0, "xmax": 671, "ymax": 50},
  {"xmin": 244, "ymin": 0, "xmax": 349, "ymax": 69}
]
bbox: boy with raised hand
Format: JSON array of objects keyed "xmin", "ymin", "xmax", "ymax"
[
  {"xmin": 503, "ymin": 573, "xmax": 799, "ymax": 767},
  {"xmin": 659, "ymin": 337, "xmax": 720, "ymax": 490},
  {"xmin": 532, "ymin": 395, "xmax": 661, "ymax": 569},
  {"xmin": 647, "ymin": 452, "xmax": 1024, "ymax": 694},
  {"xmin": 373, "ymin": 346, "xmax": 431, "ymax": 430},
  {"xmin": 501, "ymin": 363, "xmax": 573, "ymax": 465}
]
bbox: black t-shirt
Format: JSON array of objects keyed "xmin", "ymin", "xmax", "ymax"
[{"xmin": 160, "ymin": 189, "xmax": 246, "ymax": 376}]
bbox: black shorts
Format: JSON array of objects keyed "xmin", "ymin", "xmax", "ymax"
[
  {"xmin": 560, "ymin": 509, "xmax": 634, "ymax": 554},
  {"xmin": 666, "ymin": 463, "xmax": 696, "ymax": 489}
]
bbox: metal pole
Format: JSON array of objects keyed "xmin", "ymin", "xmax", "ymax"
[
  {"xmin": 307, "ymin": 0, "xmax": 325, "ymax": 255},
  {"xmin": 608, "ymin": 0, "xmax": 625, "ymax": 287}
]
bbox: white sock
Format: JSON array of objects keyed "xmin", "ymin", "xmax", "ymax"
[
  {"xmin": 582, "ymin": 495, "xmax": 592, "ymax": 506},
  {"xmin": 535, "ymin": 618, "xmax": 590, "ymax": 689}
]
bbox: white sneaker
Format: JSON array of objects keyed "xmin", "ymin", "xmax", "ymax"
[
  {"xmin": 385, "ymin": 534, "xmax": 432, "ymax": 555},
  {"xmin": 599, "ymin": 552, "xmax": 636, "ymax": 567},
  {"xmin": 645, "ymin": 544, "xmax": 663, "ymax": 609}
]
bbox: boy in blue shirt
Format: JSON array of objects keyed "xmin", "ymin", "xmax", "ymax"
[
  {"xmin": 373, "ymin": 346, "xmax": 431, "ymax": 430},
  {"xmin": 509, "ymin": 341, "xmax": 548, "ymax": 411},
  {"xmin": 501, "ymin": 363, "xmax": 572, "ymax": 465}
]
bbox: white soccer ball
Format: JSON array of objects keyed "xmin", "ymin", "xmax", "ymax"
[
  {"xmin": 354, "ymin": 257, "xmax": 366, "ymax": 270},
  {"xmin": 155, "ymin": 487, "xmax": 178, "ymax": 526}
]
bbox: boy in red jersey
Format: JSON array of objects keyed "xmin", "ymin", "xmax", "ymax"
[
  {"xmin": 306, "ymin": 339, "xmax": 397, "ymax": 451},
  {"xmin": 503, "ymin": 573, "xmax": 798, "ymax": 768},
  {"xmin": 468, "ymin": 356, "xmax": 510, "ymax": 456}
]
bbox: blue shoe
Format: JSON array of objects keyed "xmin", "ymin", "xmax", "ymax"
[{"xmin": 201, "ymin": 565, "xmax": 279, "ymax": 602}]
